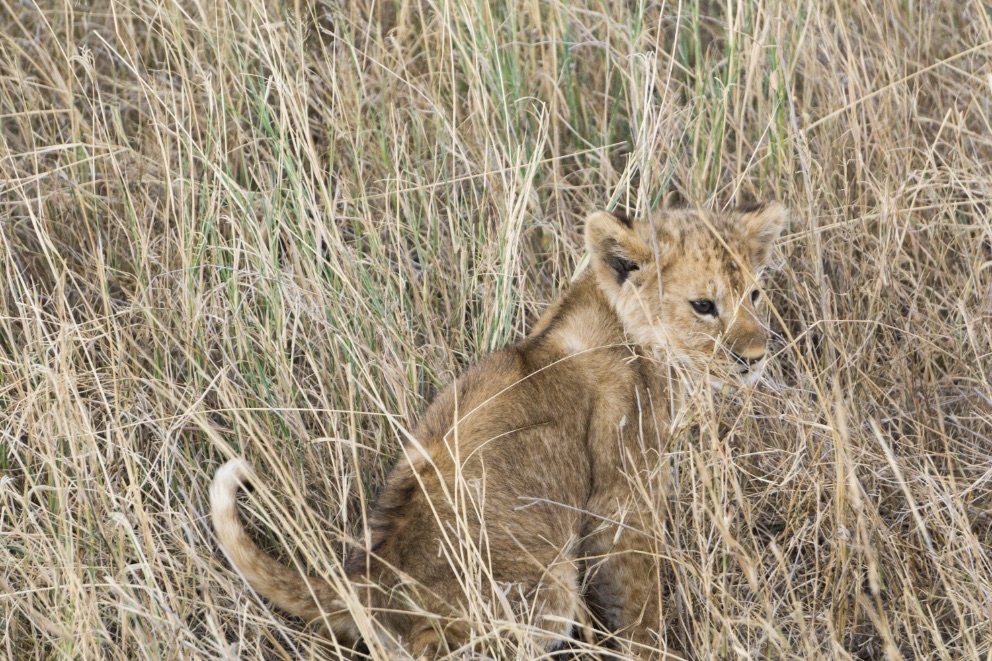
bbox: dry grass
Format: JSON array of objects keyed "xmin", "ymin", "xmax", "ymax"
[{"xmin": 2, "ymin": 0, "xmax": 991, "ymax": 658}]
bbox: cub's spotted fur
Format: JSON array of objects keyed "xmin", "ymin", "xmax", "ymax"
[{"xmin": 211, "ymin": 204, "xmax": 787, "ymax": 658}]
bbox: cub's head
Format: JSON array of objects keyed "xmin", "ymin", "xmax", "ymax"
[{"xmin": 586, "ymin": 204, "xmax": 787, "ymax": 388}]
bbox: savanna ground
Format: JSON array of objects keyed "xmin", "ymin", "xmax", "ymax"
[{"xmin": 2, "ymin": 0, "xmax": 991, "ymax": 659}]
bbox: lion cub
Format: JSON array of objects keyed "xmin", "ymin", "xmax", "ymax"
[{"xmin": 211, "ymin": 204, "xmax": 787, "ymax": 658}]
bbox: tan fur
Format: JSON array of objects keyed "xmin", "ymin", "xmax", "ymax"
[{"xmin": 210, "ymin": 204, "xmax": 787, "ymax": 658}]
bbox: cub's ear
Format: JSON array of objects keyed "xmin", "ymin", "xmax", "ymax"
[
  {"xmin": 740, "ymin": 202, "xmax": 788, "ymax": 264},
  {"xmin": 585, "ymin": 210, "xmax": 652, "ymax": 292}
]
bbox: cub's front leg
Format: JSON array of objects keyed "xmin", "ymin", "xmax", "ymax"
[{"xmin": 581, "ymin": 506, "xmax": 687, "ymax": 660}]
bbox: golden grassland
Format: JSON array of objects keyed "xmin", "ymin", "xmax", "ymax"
[{"xmin": 2, "ymin": 0, "xmax": 991, "ymax": 658}]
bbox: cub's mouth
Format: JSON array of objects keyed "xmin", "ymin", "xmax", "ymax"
[
  {"xmin": 694, "ymin": 357, "xmax": 767, "ymax": 392},
  {"xmin": 659, "ymin": 345, "xmax": 768, "ymax": 390}
]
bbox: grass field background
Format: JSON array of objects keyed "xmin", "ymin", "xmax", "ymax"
[{"xmin": 2, "ymin": 0, "xmax": 991, "ymax": 658}]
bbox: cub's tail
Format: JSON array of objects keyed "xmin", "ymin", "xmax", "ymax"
[{"xmin": 210, "ymin": 459, "xmax": 356, "ymax": 638}]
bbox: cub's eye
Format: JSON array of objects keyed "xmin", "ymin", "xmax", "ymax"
[
  {"xmin": 750, "ymin": 289, "xmax": 760, "ymax": 304},
  {"xmin": 690, "ymin": 300, "xmax": 717, "ymax": 316}
]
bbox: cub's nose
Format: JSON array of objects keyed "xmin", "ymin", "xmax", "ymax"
[{"xmin": 730, "ymin": 351, "xmax": 765, "ymax": 368}]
